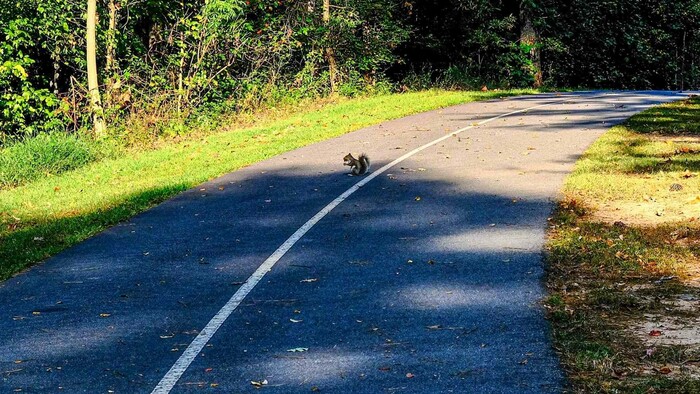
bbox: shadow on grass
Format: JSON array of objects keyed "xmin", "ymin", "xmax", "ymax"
[
  {"xmin": 610, "ymin": 137, "xmax": 700, "ymax": 174},
  {"xmin": 574, "ymin": 97, "xmax": 700, "ymax": 175},
  {"xmin": 626, "ymin": 97, "xmax": 700, "ymax": 135}
]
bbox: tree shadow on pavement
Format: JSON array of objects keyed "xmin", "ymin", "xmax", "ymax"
[{"xmin": 0, "ymin": 162, "xmax": 563, "ymax": 393}]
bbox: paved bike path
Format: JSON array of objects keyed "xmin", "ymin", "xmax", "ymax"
[{"xmin": 0, "ymin": 91, "xmax": 690, "ymax": 392}]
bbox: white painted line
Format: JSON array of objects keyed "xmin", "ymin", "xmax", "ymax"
[{"xmin": 150, "ymin": 92, "xmax": 602, "ymax": 393}]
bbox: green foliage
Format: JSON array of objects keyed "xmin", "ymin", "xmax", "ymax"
[
  {"xmin": 536, "ymin": 0, "xmax": 700, "ymax": 88},
  {"xmin": 394, "ymin": 0, "xmax": 532, "ymax": 88},
  {"xmin": 0, "ymin": 0, "xmax": 80, "ymax": 143},
  {"xmin": 1, "ymin": 0, "xmax": 700, "ymax": 144},
  {"xmin": 324, "ymin": 0, "xmax": 409, "ymax": 79},
  {"xmin": 0, "ymin": 59, "xmax": 64, "ymax": 142}
]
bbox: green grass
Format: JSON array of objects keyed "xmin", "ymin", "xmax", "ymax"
[
  {"xmin": 0, "ymin": 132, "xmax": 114, "ymax": 188},
  {"xmin": 547, "ymin": 96, "xmax": 700, "ymax": 392},
  {"xmin": 0, "ymin": 88, "xmax": 535, "ymax": 280},
  {"xmin": 565, "ymin": 98, "xmax": 700, "ymax": 203}
]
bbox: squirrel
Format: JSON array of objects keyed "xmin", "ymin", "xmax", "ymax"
[{"xmin": 343, "ymin": 153, "xmax": 371, "ymax": 175}]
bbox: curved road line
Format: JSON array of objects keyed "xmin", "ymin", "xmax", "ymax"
[{"xmin": 151, "ymin": 92, "xmax": 603, "ymax": 393}]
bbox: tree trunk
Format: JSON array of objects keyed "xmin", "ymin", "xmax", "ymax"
[
  {"xmin": 322, "ymin": 0, "xmax": 337, "ymax": 93},
  {"xmin": 520, "ymin": 2, "xmax": 542, "ymax": 88},
  {"xmin": 178, "ymin": 30, "xmax": 185, "ymax": 115},
  {"xmin": 105, "ymin": 0, "xmax": 120, "ymax": 109},
  {"xmin": 87, "ymin": 0, "xmax": 106, "ymax": 136}
]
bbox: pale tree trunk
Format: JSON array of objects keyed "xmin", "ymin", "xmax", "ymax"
[
  {"xmin": 322, "ymin": 0, "xmax": 337, "ymax": 93},
  {"xmin": 87, "ymin": 0, "xmax": 106, "ymax": 136},
  {"xmin": 520, "ymin": 2, "xmax": 542, "ymax": 88},
  {"xmin": 177, "ymin": 30, "xmax": 185, "ymax": 115},
  {"xmin": 105, "ymin": 0, "xmax": 120, "ymax": 109}
]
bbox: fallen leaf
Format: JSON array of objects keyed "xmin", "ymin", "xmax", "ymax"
[
  {"xmin": 611, "ymin": 369, "xmax": 627, "ymax": 379},
  {"xmin": 649, "ymin": 330, "xmax": 663, "ymax": 337},
  {"xmin": 658, "ymin": 366, "xmax": 673, "ymax": 374},
  {"xmin": 251, "ymin": 379, "xmax": 268, "ymax": 388}
]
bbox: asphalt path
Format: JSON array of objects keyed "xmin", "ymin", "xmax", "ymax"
[{"xmin": 0, "ymin": 91, "xmax": 692, "ymax": 393}]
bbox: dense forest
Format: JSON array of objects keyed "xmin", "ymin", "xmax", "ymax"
[{"xmin": 1, "ymin": 0, "xmax": 699, "ymax": 145}]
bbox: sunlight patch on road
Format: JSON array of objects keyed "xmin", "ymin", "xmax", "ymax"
[
  {"xmin": 424, "ymin": 227, "xmax": 542, "ymax": 253},
  {"xmin": 392, "ymin": 283, "xmax": 537, "ymax": 311}
]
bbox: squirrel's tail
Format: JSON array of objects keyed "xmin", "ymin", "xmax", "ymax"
[{"xmin": 358, "ymin": 153, "xmax": 370, "ymax": 174}]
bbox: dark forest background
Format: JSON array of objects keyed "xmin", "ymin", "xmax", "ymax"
[{"xmin": 2, "ymin": 0, "xmax": 699, "ymax": 143}]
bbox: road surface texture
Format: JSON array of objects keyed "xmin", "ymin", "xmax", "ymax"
[{"xmin": 0, "ymin": 91, "xmax": 691, "ymax": 393}]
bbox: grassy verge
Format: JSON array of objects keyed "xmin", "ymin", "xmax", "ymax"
[
  {"xmin": 0, "ymin": 88, "xmax": 535, "ymax": 281},
  {"xmin": 546, "ymin": 96, "xmax": 700, "ymax": 392}
]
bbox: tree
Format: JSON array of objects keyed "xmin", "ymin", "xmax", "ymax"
[
  {"xmin": 323, "ymin": 0, "xmax": 338, "ymax": 93},
  {"xmin": 520, "ymin": 0, "xmax": 542, "ymax": 87},
  {"xmin": 86, "ymin": 0, "xmax": 106, "ymax": 136}
]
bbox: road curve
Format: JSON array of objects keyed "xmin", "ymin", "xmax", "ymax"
[{"xmin": 0, "ymin": 91, "xmax": 691, "ymax": 393}]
